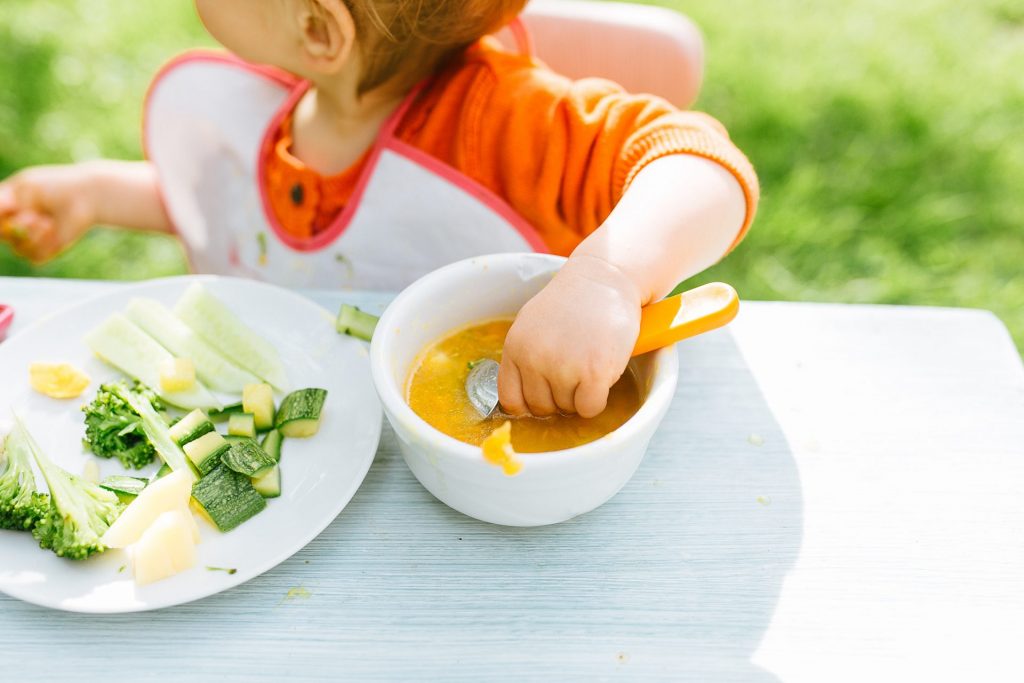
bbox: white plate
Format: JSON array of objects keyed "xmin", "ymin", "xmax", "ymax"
[{"xmin": 0, "ymin": 276, "xmax": 382, "ymax": 613}]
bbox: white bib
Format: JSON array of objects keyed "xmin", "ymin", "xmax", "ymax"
[{"xmin": 144, "ymin": 52, "xmax": 545, "ymax": 290}]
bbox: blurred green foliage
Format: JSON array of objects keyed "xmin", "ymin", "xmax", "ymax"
[
  {"xmin": 0, "ymin": 0, "xmax": 1021, "ymax": 349},
  {"xmin": 0, "ymin": 1, "xmax": 206, "ymax": 278}
]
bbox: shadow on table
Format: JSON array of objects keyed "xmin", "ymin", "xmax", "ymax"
[
  {"xmin": 0, "ymin": 328, "xmax": 801, "ymax": 682},
  {"xmin": 361, "ymin": 327, "xmax": 805, "ymax": 681},
  {"xmin": 486, "ymin": 327, "xmax": 804, "ymax": 681}
]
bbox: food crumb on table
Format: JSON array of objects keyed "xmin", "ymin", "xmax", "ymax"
[
  {"xmin": 748, "ymin": 433, "xmax": 765, "ymax": 446},
  {"xmin": 286, "ymin": 586, "xmax": 312, "ymax": 600},
  {"xmin": 207, "ymin": 566, "xmax": 238, "ymax": 575}
]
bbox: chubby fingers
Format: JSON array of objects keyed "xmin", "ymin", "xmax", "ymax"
[
  {"xmin": 497, "ymin": 358, "xmax": 526, "ymax": 416},
  {"xmin": 520, "ymin": 369, "xmax": 558, "ymax": 417},
  {"xmin": 550, "ymin": 375, "xmax": 579, "ymax": 415},
  {"xmin": 0, "ymin": 183, "xmax": 18, "ymax": 218},
  {"xmin": 499, "ymin": 363, "xmax": 564, "ymax": 417},
  {"xmin": 5, "ymin": 211, "xmax": 58, "ymax": 264},
  {"xmin": 574, "ymin": 380, "xmax": 611, "ymax": 419},
  {"xmin": 498, "ymin": 355, "xmax": 608, "ymax": 418}
]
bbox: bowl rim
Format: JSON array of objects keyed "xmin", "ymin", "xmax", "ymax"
[{"xmin": 369, "ymin": 253, "xmax": 679, "ymax": 468}]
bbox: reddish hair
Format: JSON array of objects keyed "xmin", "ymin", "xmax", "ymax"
[{"xmin": 343, "ymin": 0, "xmax": 528, "ymax": 93}]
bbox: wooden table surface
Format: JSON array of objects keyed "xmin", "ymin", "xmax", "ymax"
[{"xmin": 1, "ymin": 276, "xmax": 1023, "ymax": 682}]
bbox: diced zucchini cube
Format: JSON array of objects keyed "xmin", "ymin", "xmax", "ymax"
[
  {"xmin": 279, "ymin": 419, "xmax": 321, "ymax": 438},
  {"xmin": 228, "ymin": 412, "xmax": 257, "ymax": 438},
  {"xmin": 99, "ymin": 475, "xmax": 149, "ymax": 504},
  {"xmin": 168, "ymin": 409, "xmax": 215, "ymax": 446},
  {"xmin": 159, "ymin": 357, "xmax": 196, "ymax": 393},
  {"xmin": 191, "ymin": 464, "xmax": 266, "ymax": 532},
  {"xmin": 260, "ymin": 429, "xmax": 283, "ymax": 464},
  {"xmin": 252, "ymin": 464, "xmax": 281, "ymax": 498},
  {"xmin": 275, "ymin": 388, "xmax": 327, "ymax": 438},
  {"xmin": 208, "ymin": 402, "xmax": 244, "ymax": 423},
  {"xmin": 242, "ymin": 383, "xmax": 275, "ymax": 431},
  {"xmin": 220, "ymin": 438, "xmax": 276, "ymax": 478},
  {"xmin": 183, "ymin": 431, "xmax": 230, "ymax": 476}
]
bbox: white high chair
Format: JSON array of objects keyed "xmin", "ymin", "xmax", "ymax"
[{"xmin": 496, "ymin": 0, "xmax": 705, "ymax": 108}]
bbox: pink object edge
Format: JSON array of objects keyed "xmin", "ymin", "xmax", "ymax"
[{"xmin": 0, "ymin": 304, "xmax": 14, "ymax": 341}]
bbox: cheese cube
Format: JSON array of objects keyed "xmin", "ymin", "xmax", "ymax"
[
  {"xmin": 131, "ymin": 509, "xmax": 197, "ymax": 585},
  {"xmin": 101, "ymin": 470, "xmax": 192, "ymax": 548}
]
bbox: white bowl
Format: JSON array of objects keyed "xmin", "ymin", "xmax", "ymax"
[{"xmin": 370, "ymin": 254, "xmax": 679, "ymax": 526}]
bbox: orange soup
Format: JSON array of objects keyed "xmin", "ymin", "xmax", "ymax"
[{"xmin": 406, "ymin": 320, "xmax": 642, "ymax": 452}]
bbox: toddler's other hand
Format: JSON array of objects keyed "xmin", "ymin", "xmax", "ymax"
[
  {"xmin": 0, "ymin": 164, "xmax": 98, "ymax": 264},
  {"xmin": 499, "ymin": 255, "xmax": 641, "ymax": 418}
]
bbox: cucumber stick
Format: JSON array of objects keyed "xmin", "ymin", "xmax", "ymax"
[
  {"xmin": 174, "ymin": 284, "xmax": 289, "ymax": 391},
  {"xmin": 126, "ymin": 298, "xmax": 259, "ymax": 393},
  {"xmin": 85, "ymin": 313, "xmax": 220, "ymax": 410},
  {"xmin": 275, "ymin": 389, "xmax": 327, "ymax": 438}
]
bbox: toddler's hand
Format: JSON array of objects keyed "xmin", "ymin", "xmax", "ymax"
[
  {"xmin": 498, "ymin": 256, "xmax": 641, "ymax": 418},
  {"xmin": 0, "ymin": 164, "xmax": 98, "ymax": 264}
]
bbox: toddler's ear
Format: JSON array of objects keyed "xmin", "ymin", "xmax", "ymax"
[{"xmin": 297, "ymin": 0, "xmax": 356, "ymax": 73}]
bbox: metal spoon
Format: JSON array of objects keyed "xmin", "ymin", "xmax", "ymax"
[
  {"xmin": 464, "ymin": 282, "xmax": 740, "ymax": 419},
  {"xmin": 466, "ymin": 359, "xmax": 501, "ymax": 419}
]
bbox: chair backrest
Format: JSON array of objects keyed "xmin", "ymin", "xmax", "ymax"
[{"xmin": 495, "ymin": 0, "xmax": 705, "ymax": 108}]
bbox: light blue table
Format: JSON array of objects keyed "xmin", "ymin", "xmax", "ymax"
[{"xmin": 2, "ymin": 277, "xmax": 1023, "ymax": 682}]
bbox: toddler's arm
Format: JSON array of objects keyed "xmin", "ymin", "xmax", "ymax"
[
  {"xmin": 0, "ymin": 160, "xmax": 171, "ymax": 263},
  {"xmin": 498, "ymin": 154, "xmax": 745, "ymax": 418}
]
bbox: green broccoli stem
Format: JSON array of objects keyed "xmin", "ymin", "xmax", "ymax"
[
  {"xmin": 14, "ymin": 414, "xmax": 123, "ymax": 560},
  {"xmin": 18, "ymin": 416, "xmax": 93, "ymax": 530},
  {"xmin": 0, "ymin": 427, "xmax": 49, "ymax": 531},
  {"xmin": 112, "ymin": 384, "xmax": 197, "ymax": 483}
]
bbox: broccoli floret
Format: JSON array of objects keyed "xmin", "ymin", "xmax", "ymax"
[
  {"xmin": 13, "ymin": 416, "xmax": 124, "ymax": 560},
  {"xmin": 82, "ymin": 380, "xmax": 165, "ymax": 470},
  {"xmin": 0, "ymin": 428, "xmax": 50, "ymax": 531}
]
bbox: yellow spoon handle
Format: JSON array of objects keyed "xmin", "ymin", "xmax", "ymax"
[{"xmin": 631, "ymin": 282, "xmax": 739, "ymax": 357}]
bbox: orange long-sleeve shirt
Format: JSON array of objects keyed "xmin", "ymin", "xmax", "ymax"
[{"xmin": 266, "ymin": 38, "xmax": 759, "ymax": 255}]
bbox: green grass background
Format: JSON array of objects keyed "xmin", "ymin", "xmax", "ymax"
[{"xmin": 1, "ymin": 0, "xmax": 1022, "ymax": 349}]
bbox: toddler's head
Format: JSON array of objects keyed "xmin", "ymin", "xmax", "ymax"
[{"xmin": 196, "ymin": 0, "xmax": 528, "ymax": 94}]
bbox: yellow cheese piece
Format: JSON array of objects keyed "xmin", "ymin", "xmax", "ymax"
[
  {"xmin": 101, "ymin": 470, "xmax": 192, "ymax": 548},
  {"xmin": 28, "ymin": 363, "xmax": 91, "ymax": 399},
  {"xmin": 159, "ymin": 358, "xmax": 196, "ymax": 393},
  {"xmin": 131, "ymin": 509, "xmax": 197, "ymax": 585},
  {"xmin": 481, "ymin": 421, "xmax": 522, "ymax": 476}
]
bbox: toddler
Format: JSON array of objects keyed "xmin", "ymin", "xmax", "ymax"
[{"xmin": 0, "ymin": 0, "xmax": 758, "ymax": 418}]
